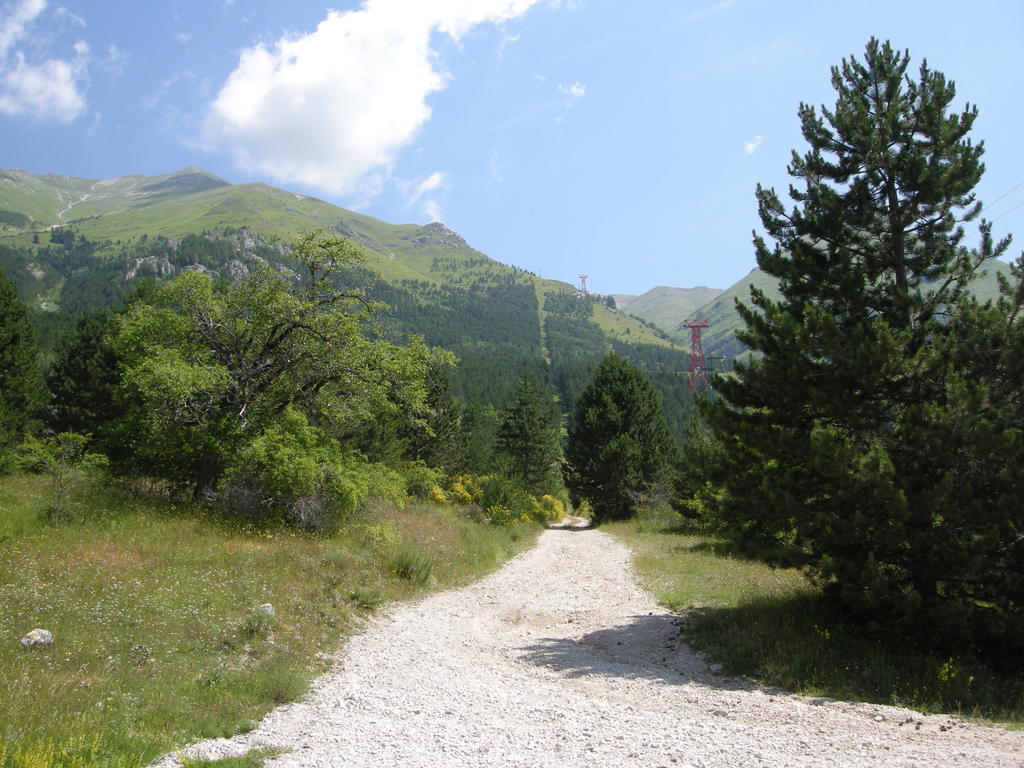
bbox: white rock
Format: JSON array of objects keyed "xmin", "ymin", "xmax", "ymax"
[
  {"xmin": 258, "ymin": 603, "xmax": 275, "ymax": 617},
  {"xmin": 20, "ymin": 628, "xmax": 53, "ymax": 646}
]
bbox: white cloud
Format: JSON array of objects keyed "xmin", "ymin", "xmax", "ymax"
[
  {"xmin": 422, "ymin": 198, "xmax": 444, "ymax": 222},
  {"xmin": 100, "ymin": 43, "xmax": 128, "ymax": 77},
  {"xmin": 0, "ymin": 50, "xmax": 87, "ymax": 121},
  {"xmin": 399, "ymin": 170, "xmax": 450, "ymax": 221},
  {"xmin": 0, "ymin": 0, "xmax": 89, "ymax": 122},
  {"xmin": 743, "ymin": 135, "xmax": 765, "ymax": 155},
  {"xmin": 0, "ymin": 0, "xmax": 45, "ymax": 58},
  {"xmin": 489, "ymin": 149, "xmax": 503, "ymax": 182},
  {"xmin": 175, "ymin": 32, "xmax": 193, "ymax": 44},
  {"xmin": 415, "ymin": 171, "xmax": 447, "ymax": 196},
  {"xmin": 54, "ymin": 6, "xmax": 85, "ymax": 27},
  {"xmin": 203, "ymin": 0, "xmax": 546, "ymax": 197},
  {"xmin": 558, "ymin": 80, "xmax": 586, "ymax": 99}
]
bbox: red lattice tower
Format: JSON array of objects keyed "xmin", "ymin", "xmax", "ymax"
[{"xmin": 684, "ymin": 318, "xmax": 709, "ymax": 391}]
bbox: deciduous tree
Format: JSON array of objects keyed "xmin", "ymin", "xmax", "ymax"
[{"xmin": 113, "ymin": 229, "xmax": 452, "ymax": 496}]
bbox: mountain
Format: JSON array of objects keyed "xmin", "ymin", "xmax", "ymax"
[
  {"xmin": 685, "ymin": 259, "xmax": 1017, "ymax": 361},
  {"xmin": 0, "ymin": 167, "xmax": 696, "ymax": 439},
  {"xmin": 613, "ymin": 285, "xmax": 724, "ymax": 335}
]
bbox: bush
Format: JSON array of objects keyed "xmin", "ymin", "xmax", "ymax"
[
  {"xmin": 400, "ymin": 461, "xmax": 443, "ymax": 499},
  {"xmin": 536, "ymin": 494, "xmax": 565, "ymax": 523},
  {"xmin": 447, "ymin": 473, "xmax": 484, "ymax": 505},
  {"xmin": 218, "ymin": 410, "xmax": 369, "ymax": 532},
  {"xmin": 479, "ymin": 475, "xmax": 536, "ymax": 526}
]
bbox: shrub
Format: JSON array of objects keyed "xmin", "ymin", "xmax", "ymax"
[
  {"xmin": 400, "ymin": 461, "xmax": 443, "ymax": 498},
  {"xmin": 343, "ymin": 460, "xmax": 407, "ymax": 510},
  {"xmin": 447, "ymin": 473, "xmax": 484, "ymax": 505},
  {"xmin": 218, "ymin": 410, "xmax": 364, "ymax": 532},
  {"xmin": 426, "ymin": 486, "xmax": 448, "ymax": 505},
  {"xmin": 537, "ymin": 494, "xmax": 565, "ymax": 523}
]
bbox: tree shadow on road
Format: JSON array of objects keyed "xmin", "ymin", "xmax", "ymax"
[{"xmin": 518, "ymin": 613, "xmax": 748, "ymax": 690}]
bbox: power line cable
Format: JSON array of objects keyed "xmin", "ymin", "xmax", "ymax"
[
  {"xmin": 991, "ymin": 197, "xmax": 1024, "ymax": 224},
  {"xmin": 982, "ymin": 180, "xmax": 1024, "ymax": 214}
]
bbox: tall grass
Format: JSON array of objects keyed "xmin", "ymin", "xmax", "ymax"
[
  {"xmin": 0, "ymin": 475, "xmax": 540, "ymax": 767},
  {"xmin": 606, "ymin": 511, "xmax": 1024, "ymax": 723}
]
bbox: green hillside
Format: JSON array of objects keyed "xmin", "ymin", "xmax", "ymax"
[
  {"xmin": 612, "ymin": 285, "xmax": 724, "ymax": 335},
  {"xmin": 682, "ymin": 259, "xmax": 1017, "ymax": 361},
  {"xmin": 0, "ymin": 166, "xmax": 693, "ymax": 437}
]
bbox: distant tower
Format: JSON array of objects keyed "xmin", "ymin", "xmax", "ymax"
[
  {"xmin": 577, "ymin": 273, "xmax": 589, "ymax": 296},
  {"xmin": 684, "ymin": 318, "xmax": 709, "ymax": 391}
]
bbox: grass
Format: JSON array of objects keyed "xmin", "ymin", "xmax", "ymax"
[
  {"xmin": 0, "ymin": 473, "xmax": 540, "ymax": 767},
  {"xmin": 180, "ymin": 747, "xmax": 282, "ymax": 768},
  {"xmin": 605, "ymin": 509, "xmax": 1024, "ymax": 724}
]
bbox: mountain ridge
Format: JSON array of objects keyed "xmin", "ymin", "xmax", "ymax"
[{"xmin": 0, "ymin": 166, "xmax": 696, "ymax": 439}]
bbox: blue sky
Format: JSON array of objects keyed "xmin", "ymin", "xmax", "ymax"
[{"xmin": 1, "ymin": 0, "xmax": 1021, "ymax": 295}]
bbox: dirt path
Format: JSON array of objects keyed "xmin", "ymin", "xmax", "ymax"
[{"xmin": 156, "ymin": 526, "xmax": 1024, "ymax": 767}]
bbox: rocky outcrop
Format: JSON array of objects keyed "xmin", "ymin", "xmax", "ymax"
[
  {"xmin": 125, "ymin": 256, "xmax": 175, "ymax": 281},
  {"xmin": 414, "ymin": 222, "xmax": 467, "ymax": 249}
]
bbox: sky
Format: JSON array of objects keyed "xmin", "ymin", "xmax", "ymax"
[{"xmin": 0, "ymin": 0, "xmax": 1021, "ymax": 295}]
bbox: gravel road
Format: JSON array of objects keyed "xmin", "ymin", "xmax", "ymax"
[{"xmin": 155, "ymin": 524, "xmax": 1024, "ymax": 767}]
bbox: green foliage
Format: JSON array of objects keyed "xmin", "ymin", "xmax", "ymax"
[
  {"xmin": 697, "ymin": 39, "xmax": 1020, "ymax": 659},
  {"xmin": 478, "ymin": 474, "xmax": 537, "ymax": 526},
  {"xmin": 566, "ymin": 353, "xmax": 678, "ymax": 524},
  {"xmin": 219, "ymin": 409, "xmax": 357, "ymax": 532},
  {"xmin": 400, "ymin": 461, "xmax": 443, "ymax": 499},
  {"xmin": 17, "ymin": 432, "xmax": 108, "ymax": 522},
  {"xmin": 111, "ymin": 229, "xmax": 451, "ymax": 499},
  {"xmin": 389, "ymin": 541, "xmax": 435, "ymax": 584},
  {"xmin": 46, "ymin": 309, "xmax": 121, "ymax": 437},
  {"xmin": 181, "ymin": 747, "xmax": 283, "ymax": 768},
  {"xmin": 494, "ymin": 373, "xmax": 563, "ymax": 495},
  {"xmin": 0, "ymin": 269, "xmax": 44, "ymax": 455}
]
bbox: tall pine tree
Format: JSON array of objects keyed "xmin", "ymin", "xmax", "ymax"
[
  {"xmin": 566, "ymin": 353, "xmax": 677, "ymax": 524},
  {"xmin": 494, "ymin": 372, "xmax": 562, "ymax": 495},
  {"xmin": 698, "ymin": 39, "xmax": 1019, "ymax": 654},
  {"xmin": 0, "ymin": 268, "xmax": 44, "ymax": 457},
  {"xmin": 47, "ymin": 309, "xmax": 122, "ymax": 437}
]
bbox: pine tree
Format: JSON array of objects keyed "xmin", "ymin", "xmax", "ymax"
[
  {"xmin": 47, "ymin": 309, "xmax": 122, "ymax": 437},
  {"xmin": 494, "ymin": 372, "xmax": 562, "ymax": 495},
  {"xmin": 699, "ymin": 39, "xmax": 1018, "ymax": 654},
  {"xmin": 566, "ymin": 353, "xmax": 677, "ymax": 524},
  {"xmin": 0, "ymin": 268, "xmax": 44, "ymax": 451}
]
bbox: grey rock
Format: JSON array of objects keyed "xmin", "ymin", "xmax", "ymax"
[{"xmin": 20, "ymin": 628, "xmax": 53, "ymax": 646}]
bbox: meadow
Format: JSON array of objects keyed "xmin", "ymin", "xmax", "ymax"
[{"xmin": 0, "ymin": 474, "xmax": 538, "ymax": 767}]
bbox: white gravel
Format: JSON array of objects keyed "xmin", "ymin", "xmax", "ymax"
[{"xmin": 154, "ymin": 524, "xmax": 1024, "ymax": 767}]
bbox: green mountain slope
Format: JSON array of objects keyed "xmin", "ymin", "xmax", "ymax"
[
  {"xmin": 687, "ymin": 260, "xmax": 1017, "ymax": 360},
  {"xmin": 612, "ymin": 285, "xmax": 724, "ymax": 335},
  {"xmin": 0, "ymin": 167, "xmax": 693, "ymax": 437}
]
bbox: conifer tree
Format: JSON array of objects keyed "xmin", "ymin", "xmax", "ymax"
[
  {"xmin": 698, "ymin": 39, "xmax": 1019, "ymax": 653},
  {"xmin": 566, "ymin": 353, "xmax": 677, "ymax": 524},
  {"xmin": 47, "ymin": 309, "xmax": 122, "ymax": 437},
  {"xmin": 0, "ymin": 269, "xmax": 44, "ymax": 452},
  {"xmin": 494, "ymin": 372, "xmax": 562, "ymax": 495}
]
